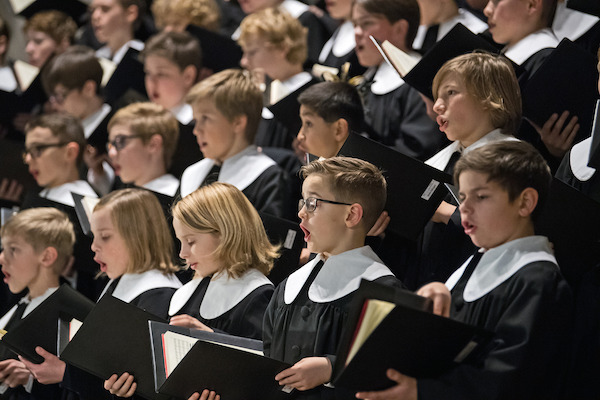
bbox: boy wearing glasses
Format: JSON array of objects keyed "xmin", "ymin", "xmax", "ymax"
[{"xmin": 262, "ymin": 156, "xmax": 403, "ymax": 399}]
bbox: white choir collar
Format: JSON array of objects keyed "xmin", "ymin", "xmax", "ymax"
[
  {"xmin": 0, "ymin": 65, "xmax": 18, "ymax": 92},
  {"xmin": 82, "ymin": 103, "xmax": 112, "ymax": 139},
  {"xmin": 370, "ymin": 61, "xmax": 406, "ymax": 94},
  {"xmin": 96, "ymin": 40, "xmax": 144, "ymax": 64},
  {"xmin": 39, "ymin": 180, "xmax": 98, "ymax": 207},
  {"xmin": 284, "ymin": 246, "xmax": 395, "ymax": 304},
  {"xmin": 445, "ymin": 236, "xmax": 557, "ymax": 302},
  {"xmin": 100, "ymin": 269, "xmax": 182, "ymax": 304},
  {"xmin": 0, "ymin": 287, "xmax": 58, "ymax": 329},
  {"xmin": 180, "ymin": 146, "xmax": 276, "ymax": 197},
  {"xmin": 171, "ymin": 103, "xmax": 194, "ymax": 125},
  {"xmin": 439, "ymin": 9, "xmax": 488, "ymax": 39},
  {"xmin": 425, "ymin": 129, "xmax": 516, "ymax": 171},
  {"xmin": 569, "ymin": 137, "xmax": 596, "ymax": 181},
  {"xmin": 280, "ymin": 0, "xmax": 309, "ymax": 18},
  {"xmin": 262, "ymin": 107, "xmax": 275, "ymax": 120},
  {"xmin": 503, "ymin": 28, "xmax": 558, "ymax": 66},
  {"xmin": 332, "ymin": 21, "xmax": 356, "ymax": 58},
  {"xmin": 553, "ymin": 2, "xmax": 600, "ymax": 42},
  {"xmin": 142, "ymin": 174, "xmax": 180, "ymax": 197},
  {"xmin": 282, "ymin": 71, "xmax": 313, "ymax": 93}
]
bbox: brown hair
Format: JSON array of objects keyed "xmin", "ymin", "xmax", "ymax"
[
  {"xmin": 25, "ymin": 113, "xmax": 86, "ymax": 167},
  {"xmin": 42, "ymin": 45, "xmax": 103, "ymax": 95},
  {"xmin": 141, "ymin": 31, "xmax": 202, "ymax": 74},
  {"xmin": 151, "ymin": 0, "xmax": 220, "ymax": 32},
  {"xmin": 23, "ymin": 10, "xmax": 76, "ymax": 45},
  {"xmin": 301, "ymin": 156, "xmax": 387, "ymax": 231}
]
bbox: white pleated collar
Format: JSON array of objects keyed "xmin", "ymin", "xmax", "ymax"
[
  {"xmin": 99, "ymin": 270, "xmax": 182, "ymax": 304},
  {"xmin": 180, "ymin": 145, "xmax": 276, "ymax": 197},
  {"xmin": 82, "ymin": 103, "xmax": 112, "ymax": 140},
  {"xmin": 284, "ymin": 246, "xmax": 395, "ymax": 304},
  {"xmin": 39, "ymin": 180, "xmax": 98, "ymax": 207},
  {"xmin": 319, "ymin": 21, "xmax": 356, "ymax": 61},
  {"xmin": 425, "ymin": 129, "xmax": 516, "ymax": 171},
  {"xmin": 370, "ymin": 61, "xmax": 406, "ymax": 94},
  {"xmin": 569, "ymin": 137, "xmax": 596, "ymax": 181},
  {"xmin": 142, "ymin": 174, "xmax": 180, "ymax": 197},
  {"xmin": 0, "ymin": 287, "xmax": 58, "ymax": 329},
  {"xmin": 553, "ymin": 2, "xmax": 600, "ymax": 42},
  {"xmin": 439, "ymin": 9, "xmax": 488, "ymax": 39},
  {"xmin": 169, "ymin": 269, "xmax": 272, "ymax": 318},
  {"xmin": 171, "ymin": 103, "xmax": 194, "ymax": 125},
  {"xmin": 280, "ymin": 0, "xmax": 309, "ymax": 18},
  {"xmin": 0, "ymin": 65, "xmax": 18, "ymax": 92},
  {"xmin": 445, "ymin": 236, "xmax": 557, "ymax": 302},
  {"xmin": 503, "ymin": 28, "xmax": 559, "ymax": 66}
]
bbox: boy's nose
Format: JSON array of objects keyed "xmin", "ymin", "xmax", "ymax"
[
  {"xmin": 483, "ymin": 0, "xmax": 494, "ymax": 18},
  {"xmin": 433, "ymin": 99, "xmax": 444, "ymax": 114}
]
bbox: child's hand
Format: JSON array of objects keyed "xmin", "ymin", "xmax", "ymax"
[
  {"xmin": 355, "ymin": 369, "xmax": 417, "ymax": 400},
  {"xmin": 0, "ymin": 178, "xmax": 23, "ymax": 203},
  {"xmin": 431, "ymin": 201, "xmax": 456, "ymax": 225},
  {"xmin": 275, "ymin": 356, "xmax": 332, "ymax": 391},
  {"xmin": 83, "ymin": 145, "xmax": 108, "ymax": 175},
  {"xmin": 19, "ymin": 346, "xmax": 66, "ymax": 384},
  {"xmin": 417, "ymin": 282, "xmax": 451, "ymax": 317},
  {"xmin": 367, "ymin": 211, "xmax": 390, "ymax": 238},
  {"xmin": 0, "ymin": 359, "xmax": 31, "ymax": 388},
  {"xmin": 530, "ymin": 111, "xmax": 579, "ymax": 158},
  {"xmin": 104, "ymin": 372, "xmax": 137, "ymax": 398},
  {"xmin": 188, "ymin": 389, "xmax": 220, "ymax": 400},
  {"xmin": 169, "ymin": 315, "xmax": 214, "ymax": 331}
]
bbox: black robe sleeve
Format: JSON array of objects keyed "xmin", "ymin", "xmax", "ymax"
[
  {"xmin": 130, "ymin": 287, "xmax": 177, "ymax": 321},
  {"xmin": 242, "ymin": 164, "xmax": 287, "ymax": 218}
]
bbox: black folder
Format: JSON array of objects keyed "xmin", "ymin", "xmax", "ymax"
[
  {"xmin": 0, "ymin": 284, "xmax": 94, "ymax": 363},
  {"xmin": 337, "ymin": 133, "xmax": 453, "ymax": 240},
  {"xmin": 148, "ymin": 321, "xmax": 292, "ymax": 400},
  {"xmin": 104, "ymin": 47, "xmax": 148, "ymax": 105},
  {"xmin": 332, "ymin": 280, "xmax": 493, "ymax": 392},
  {"xmin": 567, "ymin": 0, "xmax": 600, "ymax": 17},
  {"xmin": 588, "ymin": 99, "xmax": 600, "ymax": 169},
  {"xmin": 267, "ymin": 79, "xmax": 317, "ymax": 138},
  {"xmin": 12, "ymin": 0, "xmax": 89, "ymax": 24},
  {"xmin": 522, "ymin": 39, "xmax": 598, "ymax": 142},
  {"xmin": 60, "ymin": 296, "xmax": 168, "ymax": 400},
  {"xmin": 186, "ymin": 25, "xmax": 243, "ymax": 72},
  {"xmin": 403, "ymin": 24, "xmax": 500, "ymax": 100},
  {"xmin": 259, "ymin": 212, "xmax": 304, "ymax": 285}
]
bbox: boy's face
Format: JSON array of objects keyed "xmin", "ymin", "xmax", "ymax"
[
  {"xmin": 90, "ymin": 0, "xmax": 133, "ymax": 44},
  {"xmin": 326, "ymin": 0, "xmax": 354, "ymax": 20},
  {"xmin": 49, "ymin": 84, "xmax": 88, "ymax": 119},
  {"xmin": 238, "ymin": 0, "xmax": 279, "ymax": 15},
  {"xmin": 240, "ymin": 35, "xmax": 287, "ymax": 80},
  {"xmin": 353, "ymin": 4, "xmax": 395, "ymax": 67},
  {"xmin": 24, "ymin": 127, "xmax": 72, "ymax": 189},
  {"xmin": 484, "ymin": 0, "xmax": 533, "ymax": 47},
  {"xmin": 25, "ymin": 29, "xmax": 58, "ymax": 68},
  {"xmin": 458, "ymin": 170, "xmax": 529, "ymax": 250},
  {"xmin": 172, "ymin": 217, "xmax": 221, "ymax": 278},
  {"xmin": 144, "ymin": 55, "xmax": 193, "ymax": 110},
  {"xmin": 90, "ymin": 207, "xmax": 130, "ymax": 280},
  {"xmin": 107, "ymin": 124, "xmax": 154, "ymax": 186},
  {"xmin": 433, "ymin": 72, "xmax": 494, "ymax": 147},
  {"xmin": 297, "ymin": 105, "xmax": 342, "ymax": 158},
  {"xmin": 299, "ymin": 174, "xmax": 352, "ymax": 255},
  {"xmin": 192, "ymin": 99, "xmax": 246, "ymax": 163},
  {"xmin": 0, "ymin": 235, "xmax": 43, "ymax": 294}
]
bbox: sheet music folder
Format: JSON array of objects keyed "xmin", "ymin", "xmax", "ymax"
[
  {"xmin": 0, "ymin": 284, "xmax": 94, "ymax": 363},
  {"xmin": 337, "ymin": 133, "xmax": 452, "ymax": 240},
  {"xmin": 60, "ymin": 296, "xmax": 168, "ymax": 400},
  {"xmin": 259, "ymin": 212, "xmax": 304, "ymax": 285},
  {"xmin": 332, "ymin": 280, "xmax": 493, "ymax": 392},
  {"xmin": 148, "ymin": 321, "xmax": 292, "ymax": 400}
]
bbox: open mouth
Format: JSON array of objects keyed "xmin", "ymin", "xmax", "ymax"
[
  {"xmin": 436, "ymin": 116, "xmax": 448, "ymax": 132},
  {"xmin": 462, "ymin": 220, "xmax": 476, "ymax": 235},
  {"xmin": 94, "ymin": 258, "xmax": 108, "ymax": 273},
  {"xmin": 300, "ymin": 224, "xmax": 311, "ymax": 242},
  {"xmin": 2, "ymin": 271, "xmax": 10, "ymax": 283}
]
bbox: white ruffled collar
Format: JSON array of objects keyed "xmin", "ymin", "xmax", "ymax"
[
  {"xmin": 39, "ymin": 180, "xmax": 98, "ymax": 207},
  {"xmin": 569, "ymin": 137, "xmax": 596, "ymax": 181},
  {"xmin": 553, "ymin": 2, "xmax": 600, "ymax": 42},
  {"xmin": 100, "ymin": 270, "xmax": 182, "ymax": 303},
  {"xmin": 180, "ymin": 146, "xmax": 276, "ymax": 197},
  {"xmin": 284, "ymin": 246, "xmax": 395, "ymax": 304},
  {"xmin": 319, "ymin": 21, "xmax": 356, "ymax": 62},
  {"xmin": 280, "ymin": 0, "xmax": 309, "ymax": 18},
  {"xmin": 168, "ymin": 269, "xmax": 272, "ymax": 319},
  {"xmin": 370, "ymin": 61, "xmax": 406, "ymax": 94},
  {"xmin": 503, "ymin": 28, "xmax": 559, "ymax": 66},
  {"xmin": 439, "ymin": 9, "xmax": 488, "ymax": 39},
  {"xmin": 142, "ymin": 174, "xmax": 180, "ymax": 197},
  {"xmin": 445, "ymin": 236, "xmax": 557, "ymax": 302},
  {"xmin": 171, "ymin": 103, "xmax": 194, "ymax": 125}
]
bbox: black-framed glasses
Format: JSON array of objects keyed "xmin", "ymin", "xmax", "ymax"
[
  {"xmin": 22, "ymin": 142, "xmax": 70, "ymax": 162},
  {"xmin": 106, "ymin": 134, "xmax": 143, "ymax": 152},
  {"xmin": 49, "ymin": 88, "xmax": 76, "ymax": 105},
  {"xmin": 298, "ymin": 197, "xmax": 352, "ymax": 213}
]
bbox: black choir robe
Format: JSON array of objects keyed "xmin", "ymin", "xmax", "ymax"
[
  {"xmin": 263, "ymin": 246, "xmax": 403, "ymax": 400},
  {"xmin": 555, "ymin": 137, "xmax": 600, "ymax": 203},
  {"xmin": 417, "ymin": 236, "xmax": 573, "ymax": 400},
  {"xmin": 168, "ymin": 269, "xmax": 274, "ymax": 340}
]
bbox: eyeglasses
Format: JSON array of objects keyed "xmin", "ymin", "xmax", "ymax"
[
  {"xmin": 22, "ymin": 142, "xmax": 70, "ymax": 162},
  {"xmin": 298, "ymin": 197, "xmax": 352, "ymax": 213},
  {"xmin": 106, "ymin": 135, "xmax": 143, "ymax": 152},
  {"xmin": 49, "ymin": 88, "xmax": 75, "ymax": 105}
]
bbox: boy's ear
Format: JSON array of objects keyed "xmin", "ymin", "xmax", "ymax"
[
  {"xmin": 57, "ymin": 38, "xmax": 70, "ymax": 54},
  {"xmin": 345, "ymin": 203, "xmax": 364, "ymax": 228},
  {"xmin": 125, "ymin": 4, "xmax": 139, "ymax": 25},
  {"xmin": 148, "ymin": 133, "xmax": 164, "ymax": 151},
  {"xmin": 390, "ymin": 18, "xmax": 409, "ymax": 49},
  {"xmin": 333, "ymin": 118, "xmax": 350, "ymax": 143},
  {"xmin": 517, "ymin": 187, "xmax": 539, "ymax": 217},
  {"xmin": 81, "ymin": 80, "xmax": 98, "ymax": 98},
  {"xmin": 526, "ymin": 0, "xmax": 543, "ymax": 16},
  {"xmin": 65, "ymin": 142, "xmax": 80, "ymax": 163},
  {"xmin": 39, "ymin": 246, "xmax": 58, "ymax": 269},
  {"xmin": 182, "ymin": 65, "xmax": 198, "ymax": 87},
  {"xmin": 232, "ymin": 114, "xmax": 248, "ymax": 137}
]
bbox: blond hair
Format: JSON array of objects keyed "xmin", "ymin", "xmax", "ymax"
[
  {"xmin": 94, "ymin": 188, "xmax": 178, "ymax": 275},
  {"xmin": 107, "ymin": 102, "xmax": 180, "ymax": 170},
  {"xmin": 432, "ymin": 52, "xmax": 522, "ymax": 136},
  {"xmin": 238, "ymin": 7, "xmax": 307, "ymax": 66},
  {"xmin": 172, "ymin": 182, "xmax": 279, "ymax": 279},
  {"xmin": 186, "ymin": 69, "xmax": 262, "ymax": 142},
  {"xmin": 1, "ymin": 207, "xmax": 75, "ymax": 274},
  {"xmin": 301, "ymin": 157, "xmax": 387, "ymax": 231},
  {"xmin": 152, "ymin": 0, "xmax": 220, "ymax": 32}
]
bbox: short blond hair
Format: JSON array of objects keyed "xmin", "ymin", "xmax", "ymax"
[
  {"xmin": 1, "ymin": 207, "xmax": 75, "ymax": 274},
  {"xmin": 238, "ymin": 7, "xmax": 307, "ymax": 66},
  {"xmin": 301, "ymin": 157, "xmax": 387, "ymax": 231},
  {"xmin": 172, "ymin": 182, "xmax": 279, "ymax": 279},
  {"xmin": 94, "ymin": 188, "xmax": 178, "ymax": 275},
  {"xmin": 186, "ymin": 69, "xmax": 262, "ymax": 142},
  {"xmin": 152, "ymin": 0, "xmax": 220, "ymax": 32},
  {"xmin": 107, "ymin": 102, "xmax": 180, "ymax": 170},
  {"xmin": 432, "ymin": 52, "xmax": 522, "ymax": 136}
]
